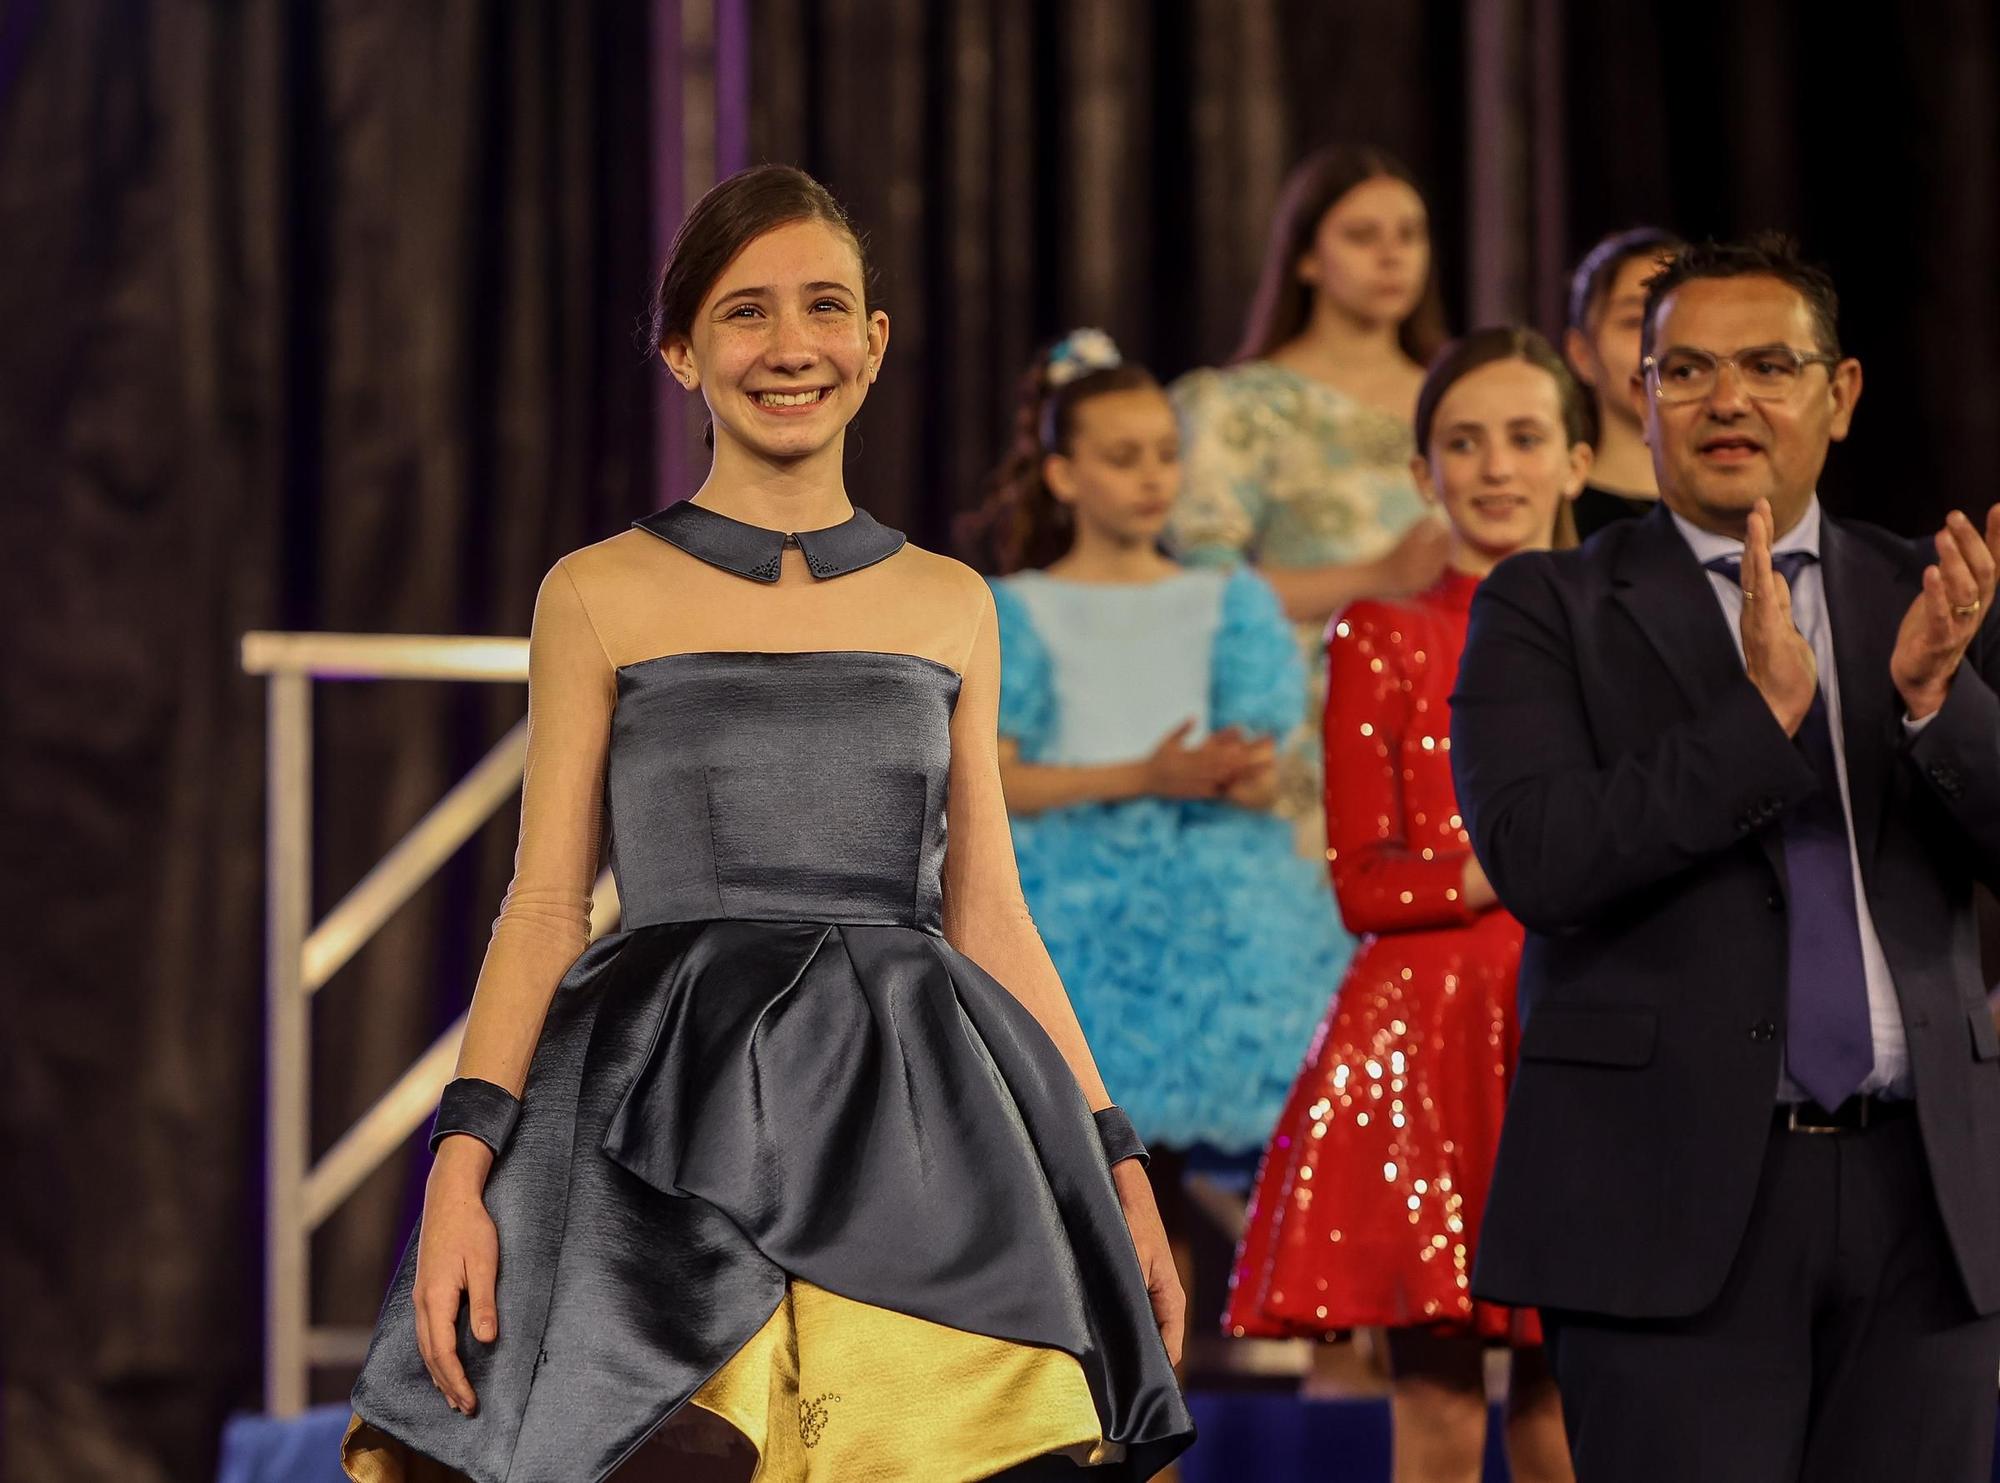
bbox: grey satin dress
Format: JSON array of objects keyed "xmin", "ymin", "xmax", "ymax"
[{"xmin": 345, "ymin": 504, "xmax": 1194, "ymax": 1483}]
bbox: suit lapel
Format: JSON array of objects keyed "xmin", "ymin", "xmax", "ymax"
[
  {"xmin": 1819, "ymin": 518, "xmax": 1901, "ymax": 874},
  {"xmin": 1611, "ymin": 505, "xmax": 1790, "ymax": 885},
  {"xmin": 1610, "ymin": 507, "xmax": 1748, "ymax": 711}
]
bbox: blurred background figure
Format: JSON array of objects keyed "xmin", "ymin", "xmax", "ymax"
[
  {"xmin": 1228, "ymin": 329, "xmax": 1590, "ymax": 1483},
  {"xmin": 971, "ymin": 332, "xmax": 1355, "ymax": 1452},
  {"xmin": 1562, "ymin": 226, "xmax": 1684, "ymax": 539},
  {"xmin": 1168, "ymin": 145, "xmax": 1454, "ymax": 858}
]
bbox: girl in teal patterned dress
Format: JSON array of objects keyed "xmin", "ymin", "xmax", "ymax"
[
  {"xmin": 969, "ymin": 330, "xmax": 1352, "ymax": 1159},
  {"xmin": 1170, "ymin": 145, "xmax": 1454, "ymax": 857}
]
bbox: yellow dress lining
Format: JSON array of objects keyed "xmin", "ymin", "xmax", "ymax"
[{"xmin": 341, "ymin": 1277, "xmax": 1119, "ymax": 1482}]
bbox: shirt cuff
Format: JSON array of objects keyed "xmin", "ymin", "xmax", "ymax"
[{"xmin": 1900, "ymin": 710, "xmax": 1939, "ymax": 735}]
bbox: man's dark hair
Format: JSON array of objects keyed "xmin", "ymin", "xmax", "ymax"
[{"xmin": 1639, "ymin": 232, "xmax": 1842, "ymax": 361}]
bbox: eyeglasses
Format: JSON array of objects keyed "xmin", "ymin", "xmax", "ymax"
[{"xmin": 1642, "ymin": 344, "xmax": 1840, "ymax": 404}]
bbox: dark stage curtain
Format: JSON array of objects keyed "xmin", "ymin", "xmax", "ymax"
[
  {"xmin": 0, "ymin": 5, "xmax": 656, "ymax": 1480},
  {"xmin": 1559, "ymin": 0, "xmax": 2000, "ymax": 537},
  {"xmin": 747, "ymin": 0, "xmax": 1469, "ymax": 551},
  {"xmin": 5, "ymin": 2, "xmax": 1999, "ymax": 1481},
  {"xmin": 753, "ymin": 0, "xmax": 2000, "ymax": 549}
]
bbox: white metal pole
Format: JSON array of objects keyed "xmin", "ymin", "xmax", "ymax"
[{"xmin": 265, "ymin": 671, "xmax": 312, "ymax": 1415}]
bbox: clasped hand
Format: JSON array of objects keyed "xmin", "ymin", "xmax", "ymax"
[{"xmin": 1142, "ymin": 719, "xmax": 1278, "ymax": 805}]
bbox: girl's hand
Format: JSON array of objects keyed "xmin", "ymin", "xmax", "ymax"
[
  {"xmin": 413, "ymin": 1138, "xmax": 501, "ymax": 1414},
  {"xmin": 1112, "ymin": 1159, "xmax": 1186, "ymax": 1366},
  {"xmin": 1221, "ymin": 736, "xmax": 1280, "ymax": 809},
  {"xmin": 1143, "ymin": 721, "xmax": 1260, "ymax": 799},
  {"xmin": 1460, "ymin": 854, "xmax": 1499, "ymax": 911},
  {"xmin": 1365, "ymin": 516, "xmax": 1453, "ymax": 599}
]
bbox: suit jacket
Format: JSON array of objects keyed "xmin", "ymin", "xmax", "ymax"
[{"xmin": 1450, "ymin": 504, "xmax": 2000, "ymax": 1319}]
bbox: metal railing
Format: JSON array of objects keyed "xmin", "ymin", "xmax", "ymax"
[{"xmin": 242, "ymin": 633, "xmax": 619, "ymax": 1414}]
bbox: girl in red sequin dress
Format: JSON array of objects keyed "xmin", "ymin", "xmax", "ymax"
[{"xmin": 1226, "ymin": 328, "xmax": 1593, "ymax": 1483}]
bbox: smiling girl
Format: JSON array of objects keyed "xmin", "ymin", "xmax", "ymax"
[
  {"xmin": 1226, "ymin": 328, "xmax": 1590, "ymax": 1483},
  {"xmin": 340, "ymin": 166, "xmax": 1192, "ymax": 1483}
]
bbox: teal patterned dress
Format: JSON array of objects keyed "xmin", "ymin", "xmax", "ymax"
[
  {"xmin": 1167, "ymin": 361, "xmax": 1427, "ymax": 857},
  {"xmin": 990, "ymin": 566, "xmax": 1354, "ymax": 1153}
]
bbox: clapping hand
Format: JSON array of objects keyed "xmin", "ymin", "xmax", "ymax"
[
  {"xmin": 1890, "ymin": 505, "xmax": 1999, "ymax": 720},
  {"xmin": 1739, "ymin": 498, "xmax": 1819, "ymax": 736}
]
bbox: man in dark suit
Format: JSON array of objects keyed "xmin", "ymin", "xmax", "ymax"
[{"xmin": 1450, "ymin": 234, "xmax": 2000, "ymax": 1482}]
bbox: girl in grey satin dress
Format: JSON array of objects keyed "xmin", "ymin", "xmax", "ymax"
[{"xmin": 342, "ymin": 166, "xmax": 1193, "ymax": 1483}]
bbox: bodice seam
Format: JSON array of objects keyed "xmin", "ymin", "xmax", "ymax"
[{"xmin": 612, "ymin": 647, "xmax": 964, "ymax": 687}]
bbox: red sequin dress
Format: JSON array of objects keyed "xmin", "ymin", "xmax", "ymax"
[{"xmin": 1224, "ymin": 568, "xmax": 1540, "ymax": 1345}]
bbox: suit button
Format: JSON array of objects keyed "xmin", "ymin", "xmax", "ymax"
[
  {"xmin": 1765, "ymin": 892, "xmax": 1783, "ymax": 912},
  {"xmin": 1749, "ymin": 1019, "xmax": 1777, "ymax": 1042}
]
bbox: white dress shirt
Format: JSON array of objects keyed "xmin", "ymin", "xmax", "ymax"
[{"xmin": 1668, "ymin": 497, "xmax": 1913, "ymax": 1098}]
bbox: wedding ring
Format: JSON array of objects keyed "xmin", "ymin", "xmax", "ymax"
[
  {"xmin": 1952, "ymin": 601, "xmax": 1981, "ymax": 617},
  {"xmin": 1741, "ymin": 588, "xmax": 1757, "ymax": 601}
]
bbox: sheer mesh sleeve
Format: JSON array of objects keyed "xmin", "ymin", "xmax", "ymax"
[
  {"xmin": 944, "ymin": 575, "xmax": 1111, "ymax": 1108},
  {"xmin": 453, "ymin": 560, "xmax": 615, "ymax": 1093}
]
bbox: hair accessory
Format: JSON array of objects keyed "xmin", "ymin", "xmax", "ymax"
[
  {"xmin": 1045, "ymin": 327, "xmax": 1123, "ymax": 388},
  {"xmin": 1092, "ymin": 1104, "xmax": 1150, "ymax": 1169},
  {"xmin": 429, "ymin": 1077, "xmax": 523, "ymax": 1156}
]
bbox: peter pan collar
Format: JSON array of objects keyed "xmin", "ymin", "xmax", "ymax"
[{"xmin": 633, "ymin": 500, "xmax": 906, "ymax": 583}]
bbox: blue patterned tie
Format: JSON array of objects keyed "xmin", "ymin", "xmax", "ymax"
[{"xmin": 1707, "ymin": 550, "xmax": 1875, "ymax": 1107}]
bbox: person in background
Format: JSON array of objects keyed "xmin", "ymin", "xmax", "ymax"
[
  {"xmin": 969, "ymin": 334, "xmax": 1356, "ymax": 1443},
  {"xmin": 1168, "ymin": 144, "xmax": 1453, "ymax": 858},
  {"xmin": 1562, "ymin": 226, "xmax": 1683, "ymax": 540},
  {"xmin": 1452, "ymin": 234, "xmax": 2000, "ymax": 1482},
  {"xmin": 1229, "ymin": 328, "xmax": 1589, "ymax": 1483}
]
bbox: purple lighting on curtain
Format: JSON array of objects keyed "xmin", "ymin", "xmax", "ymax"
[
  {"xmin": 652, "ymin": 0, "xmax": 687, "ymax": 510},
  {"xmin": 717, "ymin": 0, "xmax": 750, "ymax": 176},
  {"xmin": 650, "ymin": 0, "xmax": 752, "ymax": 510}
]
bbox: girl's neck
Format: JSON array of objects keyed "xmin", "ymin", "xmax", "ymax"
[
  {"xmin": 1278, "ymin": 298, "xmax": 1411, "ymax": 375},
  {"xmin": 1044, "ymin": 529, "xmax": 1180, "ymax": 585},
  {"xmin": 1587, "ymin": 413, "xmax": 1660, "ymax": 498},
  {"xmin": 691, "ymin": 436, "xmax": 854, "ymax": 531},
  {"xmin": 1445, "ymin": 532, "xmax": 1543, "ymax": 581}
]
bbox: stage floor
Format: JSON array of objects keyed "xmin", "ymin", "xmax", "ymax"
[{"xmin": 217, "ymin": 1393, "xmax": 2000, "ymax": 1481}]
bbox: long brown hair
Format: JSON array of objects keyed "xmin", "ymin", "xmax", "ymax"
[
  {"xmin": 961, "ymin": 344, "xmax": 1162, "ymax": 574},
  {"xmin": 1234, "ymin": 144, "xmax": 1448, "ymax": 365},
  {"xmin": 1413, "ymin": 326, "xmax": 1590, "ymax": 550}
]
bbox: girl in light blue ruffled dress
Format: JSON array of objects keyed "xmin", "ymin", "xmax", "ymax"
[{"xmin": 967, "ymin": 329, "xmax": 1355, "ymax": 1169}]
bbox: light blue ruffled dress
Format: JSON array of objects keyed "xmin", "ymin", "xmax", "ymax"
[{"xmin": 991, "ymin": 566, "xmax": 1355, "ymax": 1152}]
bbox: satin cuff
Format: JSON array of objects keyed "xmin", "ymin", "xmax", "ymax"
[
  {"xmin": 1093, "ymin": 1105, "xmax": 1149, "ymax": 1169},
  {"xmin": 429, "ymin": 1077, "xmax": 522, "ymax": 1156}
]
